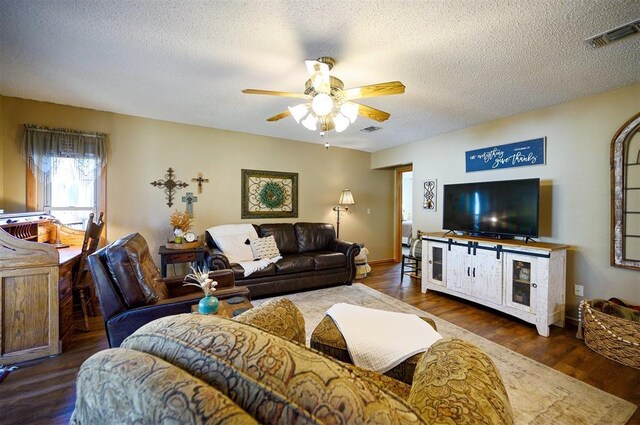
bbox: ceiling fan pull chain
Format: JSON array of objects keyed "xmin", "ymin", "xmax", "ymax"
[{"xmin": 320, "ymin": 131, "xmax": 330, "ymax": 150}]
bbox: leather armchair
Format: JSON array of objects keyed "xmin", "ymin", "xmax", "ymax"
[{"xmin": 88, "ymin": 233, "xmax": 250, "ymax": 347}]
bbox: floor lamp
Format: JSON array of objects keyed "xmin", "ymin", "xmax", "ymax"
[{"xmin": 333, "ymin": 189, "xmax": 355, "ymax": 239}]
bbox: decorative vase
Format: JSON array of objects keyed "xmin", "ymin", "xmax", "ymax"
[{"xmin": 198, "ymin": 294, "xmax": 219, "ymax": 314}]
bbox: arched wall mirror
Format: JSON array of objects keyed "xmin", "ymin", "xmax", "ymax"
[{"xmin": 611, "ymin": 112, "xmax": 640, "ymax": 270}]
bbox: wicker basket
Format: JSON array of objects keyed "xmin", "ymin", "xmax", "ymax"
[{"xmin": 578, "ymin": 299, "xmax": 640, "ymax": 369}]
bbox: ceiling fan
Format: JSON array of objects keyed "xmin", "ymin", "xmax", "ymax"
[{"xmin": 242, "ymin": 56, "xmax": 405, "ymax": 133}]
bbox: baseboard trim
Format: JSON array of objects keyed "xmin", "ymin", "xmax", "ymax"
[
  {"xmin": 565, "ymin": 316, "xmax": 579, "ymax": 327},
  {"xmin": 368, "ymin": 259, "xmax": 396, "ymax": 266}
]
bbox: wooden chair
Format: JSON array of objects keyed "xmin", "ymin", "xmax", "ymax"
[
  {"xmin": 73, "ymin": 212, "xmax": 105, "ymax": 331},
  {"xmin": 400, "ymin": 254, "xmax": 421, "ymax": 283}
]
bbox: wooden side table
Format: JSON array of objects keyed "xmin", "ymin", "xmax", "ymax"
[
  {"xmin": 191, "ymin": 297, "xmax": 253, "ymax": 318},
  {"xmin": 158, "ymin": 245, "xmax": 207, "ymax": 278}
]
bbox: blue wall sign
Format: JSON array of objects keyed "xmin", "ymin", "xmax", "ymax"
[{"xmin": 465, "ymin": 138, "xmax": 546, "ymax": 172}]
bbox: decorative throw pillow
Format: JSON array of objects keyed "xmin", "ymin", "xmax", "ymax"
[
  {"xmin": 214, "ymin": 234, "xmax": 254, "ymax": 263},
  {"xmin": 409, "ymin": 239, "xmax": 422, "ymax": 258},
  {"xmin": 409, "ymin": 230, "xmax": 427, "ymax": 258},
  {"xmin": 250, "ymin": 235, "xmax": 281, "ymax": 260}
]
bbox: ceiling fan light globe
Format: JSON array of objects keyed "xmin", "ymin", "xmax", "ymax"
[
  {"xmin": 311, "ymin": 93, "xmax": 334, "ymax": 116},
  {"xmin": 333, "ymin": 113, "xmax": 350, "ymax": 132},
  {"xmin": 288, "ymin": 104, "xmax": 309, "ymax": 123},
  {"xmin": 301, "ymin": 114, "xmax": 318, "ymax": 131},
  {"xmin": 340, "ymin": 102, "xmax": 359, "ymax": 123}
]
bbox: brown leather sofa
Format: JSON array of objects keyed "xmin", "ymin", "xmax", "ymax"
[
  {"xmin": 88, "ymin": 232, "xmax": 250, "ymax": 347},
  {"xmin": 206, "ymin": 223, "xmax": 361, "ymax": 298}
]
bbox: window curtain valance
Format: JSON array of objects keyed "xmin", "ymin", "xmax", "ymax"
[{"xmin": 21, "ymin": 124, "xmax": 108, "ymax": 178}]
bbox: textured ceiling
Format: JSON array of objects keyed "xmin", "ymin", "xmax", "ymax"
[{"xmin": 1, "ymin": 1, "xmax": 639, "ymax": 152}]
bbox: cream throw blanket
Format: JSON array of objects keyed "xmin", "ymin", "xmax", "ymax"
[
  {"xmin": 326, "ymin": 303, "xmax": 443, "ymax": 373},
  {"xmin": 206, "ymin": 224, "xmax": 281, "ymax": 277},
  {"xmin": 237, "ymin": 257, "xmax": 282, "ymax": 277}
]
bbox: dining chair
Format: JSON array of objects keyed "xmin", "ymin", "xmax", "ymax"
[{"xmin": 73, "ymin": 212, "xmax": 105, "ymax": 331}]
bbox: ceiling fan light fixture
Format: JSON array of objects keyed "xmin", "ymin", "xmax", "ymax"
[
  {"xmin": 288, "ymin": 104, "xmax": 309, "ymax": 123},
  {"xmin": 340, "ymin": 101, "xmax": 359, "ymax": 123},
  {"xmin": 243, "ymin": 56, "xmax": 404, "ymax": 135},
  {"xmin": 311, "ymin": 93, "xmax": 334, "ymax": 116},
  {"xmin": 301, "ymin": 114, "xmax": 318, "ymax": 131},
  {"xmin": 333, "ymin": 113, "xmax": 349, "ymax": 132}
]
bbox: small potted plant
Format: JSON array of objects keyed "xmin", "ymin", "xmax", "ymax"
[{"xmin": 183, "ymin": 266, "xmax": 219, "ymax": 314}]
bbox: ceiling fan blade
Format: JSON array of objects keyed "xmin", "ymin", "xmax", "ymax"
[
  {"xmin": 356, "ymin": 103, "xmax": 391, "ymax": 122},
  {"xmin": 343, "ymin": 81, "xmax": 405, "ymax": 100},
  {"xmin": 242, "ymin": 89, "xmax": 310, "ymax": 99},
  {"xmin": 266, "ymin": 110, "xmax": 291, "ymax": 122}
]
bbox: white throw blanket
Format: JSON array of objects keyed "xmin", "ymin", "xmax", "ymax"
[
  {"xmin": 207, "ymin": 224, "xmax": 258, "ymax": 248},
  {"xmin": 207, "ymin": 224, "xmax": 281, "ymax": 277},
  {"xmin": 237, "ymin": 256, "xmax": 282, "ymax": 277},
  {"xmin": 326, "ymin": 303, "xmax": 443, "ymax": 373}
]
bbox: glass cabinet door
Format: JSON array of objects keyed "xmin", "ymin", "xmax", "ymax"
[
  {"xmin": 504, "ymin": 254, "xmax": 537, "ymax": 313},
  {"xmin": 426, "ymin": 242, "xmax": 446, "ymax": 286}
]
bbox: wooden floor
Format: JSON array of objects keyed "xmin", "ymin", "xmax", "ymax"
[{"xmin": 1, "ymin": 261, "xmax": 638, "ymax": 425}]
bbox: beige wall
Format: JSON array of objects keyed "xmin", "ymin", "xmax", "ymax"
[
  {"xmin": 0, "ymin": 95, "xmax": 4, "ymax": 209},
  {"xmin": 373, "ymin": 84, "xmax": 640, "ymax": 316},
  {"xmin": 1, "ymin": 96, "xmax": 395, "ymax": 264}
]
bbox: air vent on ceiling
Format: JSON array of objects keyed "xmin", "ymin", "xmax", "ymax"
[
  {"xmin": 586, "ymin": 19, "xmax": 640, "ymax": 48},
  {"xmin": 360, "ymin": 126, "xmax": 382, "ymax": 133}
]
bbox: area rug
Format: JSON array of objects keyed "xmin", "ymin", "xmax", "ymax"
[{"xmin": 254, "ymin": 283, "xmax": 636, "ymax": 425}]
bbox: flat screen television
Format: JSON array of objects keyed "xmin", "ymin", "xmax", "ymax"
[{"xmin": 442, "ymin": 178, "xmax": 540, "ymax": 239}]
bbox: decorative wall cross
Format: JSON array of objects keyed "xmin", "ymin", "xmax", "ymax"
[
  {"xmin": 150, "ymin": 168, "xmax": 189, "ymax": 207},
  {"xmin": 191, "ymin": 172, "xmax": 209, "ymax": 194},
  {"xmin": 182, "ymin": 192, "xmax": 198, "ymax": 218}
]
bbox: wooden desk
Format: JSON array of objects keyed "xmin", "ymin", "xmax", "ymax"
[
  {"xmin": 58, "ymin": 247, "xmax": 81, "ymax": 351},
  {"xmin": 191, "ymin": 297, "xmax": 253, "ymax": 318},
  {"xmin": 158, "ymin": 245, "xmax": 207, "ymax": 277},
  {"xmin": 0, "ymin": 228, "xmax": 81, "ymax": 365}
]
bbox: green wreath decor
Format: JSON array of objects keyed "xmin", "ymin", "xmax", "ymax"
[{"xmin": 259, "ymin": 181, "xmax": 286, "ymax": 209}]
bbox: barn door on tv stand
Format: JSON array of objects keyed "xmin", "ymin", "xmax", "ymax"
[{"xmin": 470, "ymin": 249, "xmax": 503, "ymax": 305}]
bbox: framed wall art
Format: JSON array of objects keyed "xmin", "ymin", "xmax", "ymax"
[{"xmin": 241, "ymin": 169, "xmax": 298, "ymax": 219}]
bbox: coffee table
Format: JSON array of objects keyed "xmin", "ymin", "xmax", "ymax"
[{"xmin": 191, "ymin": 296, "xmax": 253, "ymax": 318}]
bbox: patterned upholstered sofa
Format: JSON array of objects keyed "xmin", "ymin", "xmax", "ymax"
[
  {"xmin": 206, "ymin": 223, "xmax": 361, "ymax": 298},
  {"xmin": 71, "ymin": 299, "xmax": 514, "ymax": 425}
]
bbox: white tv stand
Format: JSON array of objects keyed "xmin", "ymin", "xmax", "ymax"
[{"xmin": 421, "ymin": 232, "xmax": 568, "ymax": 337}]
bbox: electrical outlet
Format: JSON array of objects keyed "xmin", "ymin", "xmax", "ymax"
[
  {"xmin": 366, "ymin": 208, "xmax": 371, "ymax": 214},
  {"xmin": 574, "ymin": 284, "xmax": 584, "ymax": 297}
]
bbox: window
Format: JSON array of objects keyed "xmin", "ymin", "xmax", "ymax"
[
  {"xmin": 44, "ymin": 157, "xmax": 98, "ymax": 229},
  {"xmin": 22, "ymin": 124, "xmax": 107, "ymax": 230}
]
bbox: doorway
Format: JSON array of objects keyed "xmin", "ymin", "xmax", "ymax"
[{"xmin": 394, "ymin": 165, "xmax": 413, "ymax": 262}]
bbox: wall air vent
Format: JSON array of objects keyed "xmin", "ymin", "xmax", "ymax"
[
  {"xmin": 360, "ymin": 126, "xmax": 382, "ymax": 133},
  {"xmin": 586, "ymin": 19, "xmax": 640, "ymax": 48}
]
